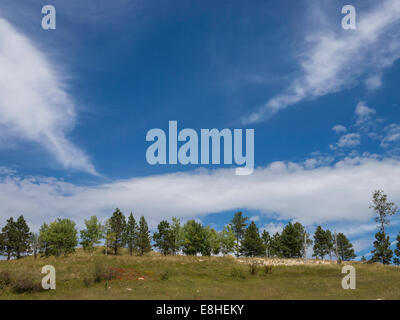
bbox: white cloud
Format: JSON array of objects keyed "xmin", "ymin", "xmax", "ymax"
[
  {"xmin": 381, "ymin": 124, "xmax": 400, "ymax": 147},
  {"xmin": 355, "ymin": 101, "xmax": 376, "ymax": 125},
  {"xmin": 0, "ymin": 17, "xmax": 96, "ymax": 174},
  {"xmin": 250, "ymin": 215, "xmax": 260, "ymax": 222},
  {"xmin": 243, "ymin": 0, "xmax": 400, "ymax": 124},
  {"xmin": 332, "ymin": 125, "xmax": 347, "ymax": 134},
  {"xmin": 1, "ymin": 156, "xmax": 400, "ymax": 232},
  {"xmin": 333, "ymin": 133, "xmax": 361, "ymax": 149}
]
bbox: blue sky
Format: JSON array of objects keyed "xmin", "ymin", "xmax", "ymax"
[{"xmin": 1, "ymin": 0, "xmax": 400, "ymax": 259}]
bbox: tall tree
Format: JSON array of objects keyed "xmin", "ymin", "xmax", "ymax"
[
  {"xmin": 230, "ymin": 212, "xmax": 248, "ymax": 255},
  {"xmin": 14, "ymin": 215, "xmax": 32, "ymax": 259},
  {"xmin": 220, "ymin": 225, "xmax": 236, "ymax": 255},
  {"xmin": 125, "ymin": 213, "xmax": 138, "ymax": 256},
  {"xmin": 205, "ymin": 227, "xmax": 221, "ymax": 255},
  {"xmin": 394, "ymin": 233, "xmax": 400, "ymax": 265},
  {"xmin": 369, "ymin": 190, "xmax": 398, "ymax": 233},
  {"xmin": 239, "ymin": 221, "xmax": 265, "ymax": 257},
  {"xmin": 370, "ymin": 231, "xmax": 393, "ymax": 264},
  {"xmin": 1, "ymin": 218, "xmax": 17, "ymax": 260},
  {"xmin": 335, "ymin": 233, "xmax": 356, "ymax": 261},
  {"xmin": 109, "ymin": 208, "xmax": 126, "ymax": 255},
  {"xmin": 280, "ymin": 222, "xmax": 305, "ymax": 258},
  {"xmin": 313, "ymin": 226, "xmax": 330, "ymax": 260},
  {"xmin": 80, "ymin": 216, "xmax": 103, "ymax": 254},
  {"xmin": 137, "ymin": 216, "xmax": 151, "ymax": 255},
  {"xmin": 171, "ymin": 217, "xmax": 183, "ymax": 255},
  {"xmin": 261, "ymin": 230, "xmax": 271, "ymax": 257},
  {"xmin": 270, "ymin": 232, "xmax": 283, "ymax": 257},
  {"xmin": 153, "ymin": 220, "xmax": 174, "ymax": 255},
  {"xmin": 182, "ymin": 220, "xmax": 211, "ymax": 256},
  {"xmin": 325, "ymin": 230, "xmax": 334, "ymax": 260},
  {"xmin": 38, "ymin": 223, "xmax": 50, "ymax": 257},
  {"xmin": 104, "ymin": 219, "xmax": 116, "ymax": 256},
  {"xmin": 29, "ymin": 233, "xmax": 39, "ymax": 259},
  {"xmin": 369, "ymin": 190, "xmax": 397, "ymax": 264}
]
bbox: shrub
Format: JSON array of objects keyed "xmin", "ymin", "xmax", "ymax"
[
  {"xmin": 230, "ymin": 267, "xmax": 247, "ymax": 280},
  {"xmin": 0, "ymin": 271, "xmax": 12, "ymax": 288},
  {"xmin": 249, "ymin": 263, "xmax": 258, "ymax": 275},
  {"xmin": 264, "ymin": 265, "xmax": 273, "ymax": 274},
  {"xmin": 160, "ymin": 271, "xmax": 169, "ymax": 281},
  {"xmin": 11, "ymin": 275, "xmax": 42, "ymax": 294},
  {"xmin": 83, "ymin": 276, "xmax": 94, "ymax": 288},
  {"xmin": 102, "ymin": 267, "xmax": 121, "ymax": 281},
  {"xmin": 94, "ymin": 262, "xmax": 104, "ymax": 283}
]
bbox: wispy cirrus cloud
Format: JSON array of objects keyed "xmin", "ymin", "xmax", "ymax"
[
  {"xmin": 0, "ymin": 17, "xmax": 96, "ymax": 174},
  {"xmin": 243, "ymin": 0, "xmax": 400, "ymax": 124}
]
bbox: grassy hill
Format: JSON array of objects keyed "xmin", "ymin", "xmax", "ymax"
[{"xmin": 0, "ymin": 248, "xmax": 399, "ymax": 300}]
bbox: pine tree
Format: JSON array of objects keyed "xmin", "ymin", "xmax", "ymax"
[
  {"xmin": 109, "ymin": 208, "xmax": 126, "ymax": 255},
  {"xmin": 239, "ymin": 221, "xmax": 265, "ymax": 257},
  {"xmin": 370, "ymin": 231, "xmax": 393, "ymax": 264},
  {"xmin": 14, "ymin": 215, "xmax": 32, "ymax": 259},
  {"xmin": 137, "ymin": 216, "xmax": 151, "ymax": 255},
  {"xmin": 270, "ymin": 232, "xmax": 283, "ymax": 257},
  {"xmin": 125, "ymin": 213, "xmax": 138, "ymax": 256},
  {"xmin": 1, "ymin": 218, "xmax": 17, "ymax": 260},
  {"xmin": 335, "ymin": 233, "xmax": 356, "ymax": 261},
  {"xmin": 280, "ymin": 222, "xmax": 304, "ymax": 258},
  {"xmin": 153, "ymin": 220, "xmax": 174, "ymax": 255},
  {"xmin": 325, "ymin": 230, "xmax": 334, "ymax": 260},
  {"xmin": 313, "ymin": 226, "xmax": 329, "ymax": 260},
  {"xmin": 0, "ymin": 232, "xmax": 4, "ymax": 257},
  {"xmin": 393, "ymin": 233, "xmax": 400, "ymax": 265},
  {"xmin": 230, "ymin": 212, "xmax": 248, "ymax": 255},
  {"xmin": 80, "ymin": 216, "xmax": 103, "ymax": 254},
  {"xmin": 261, "ymin": 230, "xmax": 271, "ymax": 257}
]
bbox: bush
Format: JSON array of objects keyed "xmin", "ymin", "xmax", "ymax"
[
  {"xmin": 11, "ymin": 275, "xmax": 42, "ymax": 294},
  {"xmin": 93, "ymin": 263, "xmax": 121, "ymax": 282},
  {"xmin": 249, "ymin": 263, "xmax": 258, "ymax": 275},
  {"xmin": 264, "ymin": 265, "xmax": 273, "ymax": 274},
  {"xmin": 102, "ymin": 267, "xmax": 121, "ymax": 281},
  {"xmin": 83, "ymin": 276, "xmax": 94, "ymax": 288},
  {"xmin": 230, "ymin": 267, "xmax": 247, "ymax": 280},
  {"xmin": 160, "ymin": 271, "xmax": 169, "ymax": 281},
  {"xmin": 94, "ymin": 262, "xmax": 104, "ymax": 283},
  {"xmin": 0, "ymin": 271, "xmax": 12, "ymax": 288}
]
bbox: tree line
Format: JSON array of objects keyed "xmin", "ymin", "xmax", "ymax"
[{"xmin": 0, "ymin": 190, "xmax": 399, "ymax": 264}]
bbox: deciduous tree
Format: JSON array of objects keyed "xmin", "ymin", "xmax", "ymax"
[{"xmin": 80, "ymin": 216, "xmax": 103, "ymax": 254}]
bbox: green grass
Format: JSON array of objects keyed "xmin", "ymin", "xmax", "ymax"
[{"xmin": 0, "ymin": 248, "xmax": 399, "ymax": 300}]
